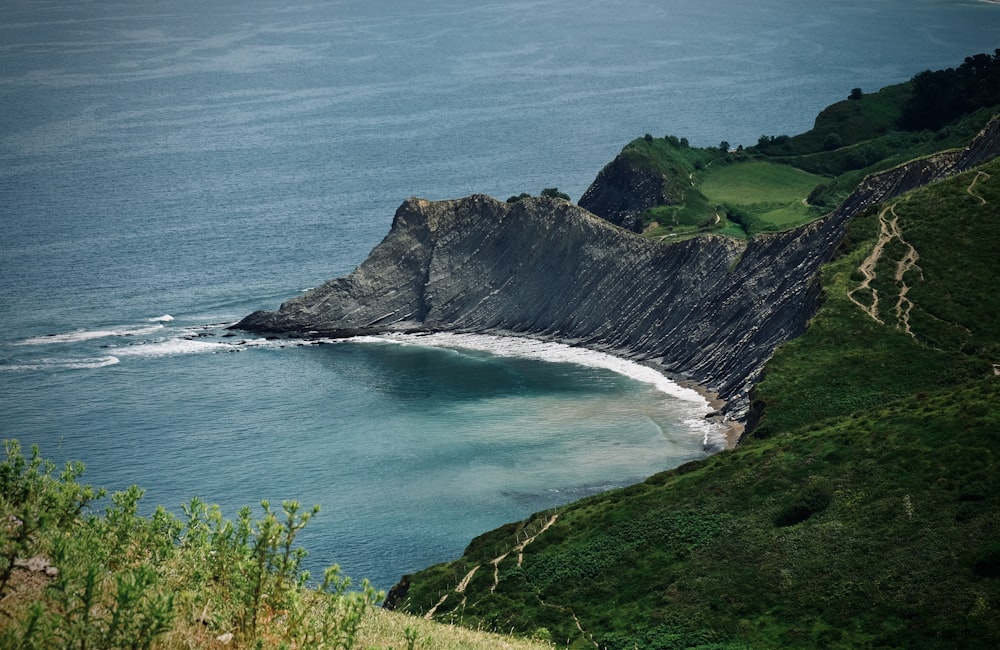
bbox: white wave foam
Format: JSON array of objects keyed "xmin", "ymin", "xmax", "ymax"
[
  {"xmin": 18, "ymin": 324, "xmax": 165, "ymax": 345},
  {"xmin": 112, "ymin": 338, "xmax": 233, "ymax": 357},
  {"xmin": 148, "ymin": 314, "xmax": 174, "ymax": 322},
  {"xmin": 1, "ymin": 356, "xmax": 120, "ymax": 372},
  {"xmin": 110, "ymin": 332, "xmax": 277, "ymax": 358}
]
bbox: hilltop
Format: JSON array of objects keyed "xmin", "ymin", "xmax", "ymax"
[{"xmin": 580, "ymin": 50, "xmax": 1000, "ymax": 241}]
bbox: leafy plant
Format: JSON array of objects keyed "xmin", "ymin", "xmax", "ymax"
[
  {"xmin": 773, "ymin": 478, "xmax": 833, "ymax": 526},
  {"xmin": 0, "ymin": 441, "xmax": 383, "ymax": 650}
]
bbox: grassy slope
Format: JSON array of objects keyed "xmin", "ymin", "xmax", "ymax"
[
  {"xmin": 699, "ymin": 161, "xmax": 825, "ymax": 231},
  {"xmin": 393, "ymin": 160, "xmax": 1000, "ymax": 649},
  {"xmin": 625, "ymin": 76, "xmax": 998, "ymax": 239},
  {"xmin": 751, "ymin": 157, "xmax": 1000, "ymax": 437}
]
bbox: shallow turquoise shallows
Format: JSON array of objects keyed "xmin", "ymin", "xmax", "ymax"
[{"xmin": 3, "ymin": 0, "xmax": 998, "ymax": 590}]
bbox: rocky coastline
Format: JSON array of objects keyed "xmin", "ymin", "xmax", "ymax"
[{"xmin": 235, "ymin": 116, "xmax": 1000, "ymax": 442}]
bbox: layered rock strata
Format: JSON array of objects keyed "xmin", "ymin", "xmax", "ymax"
[{"xmin": 237, "ymin": 116, "xmax": 1000, "ymax": 430}]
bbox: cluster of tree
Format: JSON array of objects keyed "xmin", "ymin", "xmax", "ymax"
[
  {"xmin": 644, "ymin": 133, "xmax": 690, "ymax": 148},
  {"xmin": 506, "ymin": 187, "xmax": 571, "ymax": 203},
  {"xmin": 724, "ymin": 205, "xmax": 779, "ymax": 236},
  {"xmin": 902, "ymin": 49, "xmax": 1000, "ymax": 131}
]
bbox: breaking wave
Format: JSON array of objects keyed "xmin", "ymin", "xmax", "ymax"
[
  {"xmin": 0, "ymin": 356, "xmax": 120, "ymax": 372},
  {"xmin": 18, "ymin": 324, "xmax": 164, "ymax": 345}
]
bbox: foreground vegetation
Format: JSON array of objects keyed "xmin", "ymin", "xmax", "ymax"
[
  {"xmin": 0, "ymin": 441, "xmax": 551, "ymax": 649},
  {"xmin": 387, "ymin": 156, "xmax": 1000, "ymax": 647}
]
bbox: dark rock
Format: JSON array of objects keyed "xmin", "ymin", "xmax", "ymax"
[
  {"xmin": 235, "ymin": 117, "xmax": 1000, "ymax": 432},
  {"xmin": 578, "ymin": 153, "xmax": 677, "ymax": 232},
  {"xmin": 383, "ymin": 574, "xmax": 410, "ymax": 610}
]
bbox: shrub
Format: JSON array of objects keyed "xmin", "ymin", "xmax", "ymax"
[
  {"xmin": 540, "ymin": 187, "xmax": 571, "ymax": 201},
  {"xmin": 774, "ymin": 478, "xmax": 834, "ymax": 526},
  {"xmin": 973, "ymin": 543, "xmax": 1000, "ymax": 578},
  {"xmin": 0, "ymin": 441, "xmax": 382, "ymax": 649}
]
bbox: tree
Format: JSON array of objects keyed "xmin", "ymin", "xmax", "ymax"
[
  {"xmin": 849, "ymin": 87, "xmax": 864, "ymax": 100},
  {"xmin": 541, "ymin": 188, "xmax": 570, "ymax": 201},
  {"xmin": 719, "ymin": 141, "xmax": 731, "ymax": 153}
]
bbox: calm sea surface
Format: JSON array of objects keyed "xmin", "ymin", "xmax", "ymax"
[{"xmin": 2, "ymin": 0, "xmax": 998, "ymax": 590}]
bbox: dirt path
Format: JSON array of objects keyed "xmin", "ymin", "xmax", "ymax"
[
  {"xmin": 424, "ymin": 512, "xmax": 559, "ymax": 618},
  {"xmin": 892, "ymin": 210, "xmax": 923, "ymax": 338},
  {"xmin": 847, "ymin": 204, "xmax": 894, "ymax": 323},
  {"xmin": 423, "ymin": 594, "xmax": 450, "ymax": 619},
  {"xmin": 967, "ymin": 170, "xmax": 991, "ymax": 205},
  {"xmin": 455, "ymin": 565, "xmax": 479, "ymax": 593},
  {"xmin": 847, "ymin": 202, "xmax": 922, "ymax": 337}
]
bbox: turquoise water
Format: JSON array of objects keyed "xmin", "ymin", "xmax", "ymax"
[{"xmin": 2, "ymin": 0, "xmax": 998, "ymax": 590}]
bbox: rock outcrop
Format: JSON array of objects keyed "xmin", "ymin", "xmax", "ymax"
[
  {"xmin": 577, "ymin": 153, "xmax": 678, "ymax": 232},
  {"xmin": 237, "ymin": 116, "xmax": 1000, "ymax": 429}
]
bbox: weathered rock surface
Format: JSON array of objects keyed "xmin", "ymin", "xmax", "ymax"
[
  {"xmin": 236, "ymin": 116, "xmax": 1000, "ymax": 428},
  {"xmin": 577, "ymin": 153, "xmax": 678, "ymax": 232}
]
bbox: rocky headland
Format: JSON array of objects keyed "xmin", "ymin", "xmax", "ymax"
[{"xmin": 236, "ymin": 116, "xmax": 1000, "ymax": 438}]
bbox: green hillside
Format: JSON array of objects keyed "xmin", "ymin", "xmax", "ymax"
[
  {"xmin": 389, "ymin": 159, "xmax": 1000, "ymax": 649},
  {"xmin": 624, "ymin": 50, "xmax": 1000, "ymax": 239}
]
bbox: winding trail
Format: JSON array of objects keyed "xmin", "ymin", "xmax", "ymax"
[
  {"xmin": 892, "ymin": 213, "xmax": 924, "ymax": 338},
  {"xmin": 424, "ymin": 512, "xmax": 559, "ymax": 619},
  {"xmin": 846, "ymin": 202, "xmax": 922, "ymax": 337},
  {"xmin": 967, "ymin": 170, "xmax": 991, "ymax": 205},
  {"xmin": 847, "ymin": 204, "xmax": 894, "ymax": 324}
]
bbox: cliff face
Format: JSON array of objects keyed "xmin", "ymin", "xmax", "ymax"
[
  {"xmin": 238, "ymin": 192, "xmax": 825, "ymax": 420},
  {"xmin": 237, "ymin": 117, "xmax": 1000, "ymax": 424},
  {"xmin": 577, "ymin": 153, "xmax": 676, "ymax": 232}
]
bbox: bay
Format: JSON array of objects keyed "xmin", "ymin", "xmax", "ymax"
[{"xmin": 1, "ymin": 0, "xmax": 998, "ymax": 590}]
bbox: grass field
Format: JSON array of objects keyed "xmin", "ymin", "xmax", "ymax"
[
  {"xmin": 699, "ymin": 161, "xmax": 826, "ymax": 233},
  {"xmin": 700, "ymin": 161, "xmax": 824, "ymax": 204}
]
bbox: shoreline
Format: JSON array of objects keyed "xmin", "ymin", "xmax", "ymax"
[
  {"xmin": 270, "ymin": 327, "xmax": 749, "ymax": 451},
  {"xmin": 676, "ymin": 379, "xmax": 744, "ymax": 450}
]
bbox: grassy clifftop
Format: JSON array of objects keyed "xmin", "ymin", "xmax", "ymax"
[
  {"xmin": 603, "ymin": 51, "xmax": 1000, "ymax": 241},
  {"xmin": 389, "ymin": 158, "xmax": 1000, "ymax": 649}
]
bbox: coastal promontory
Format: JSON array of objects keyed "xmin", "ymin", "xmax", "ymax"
[
  {"xmin": 237, "ymin": 116, "xmax": 998, "ymax": 424},
  {"xmin": 238, "ymin": 194, "xmax": 824, "ymax": 422}
]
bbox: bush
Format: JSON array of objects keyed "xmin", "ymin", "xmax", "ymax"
[
  {"xmin": 774, "ymin": 478, "xmax": 834, "ymax": 526},
  {"xmin": 973, "ymin": 543, "xmax": 1000, "ymax": 578},
  {"xmin": 540, "ymin": 187, "xmax": 571, "ymax": 201},
  {"xmin": 0, "ymin": 441, "xmax": 382, "ymax": 649}
]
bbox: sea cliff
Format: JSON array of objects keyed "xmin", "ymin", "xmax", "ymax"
[{"xmin": 236, "ymin": 116, "xmax": 1000, "ymax": 432}]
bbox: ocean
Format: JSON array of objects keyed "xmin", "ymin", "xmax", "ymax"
[{"xmin": 2, "ymin": 0, "xmax": 998, "ymax": 591}]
